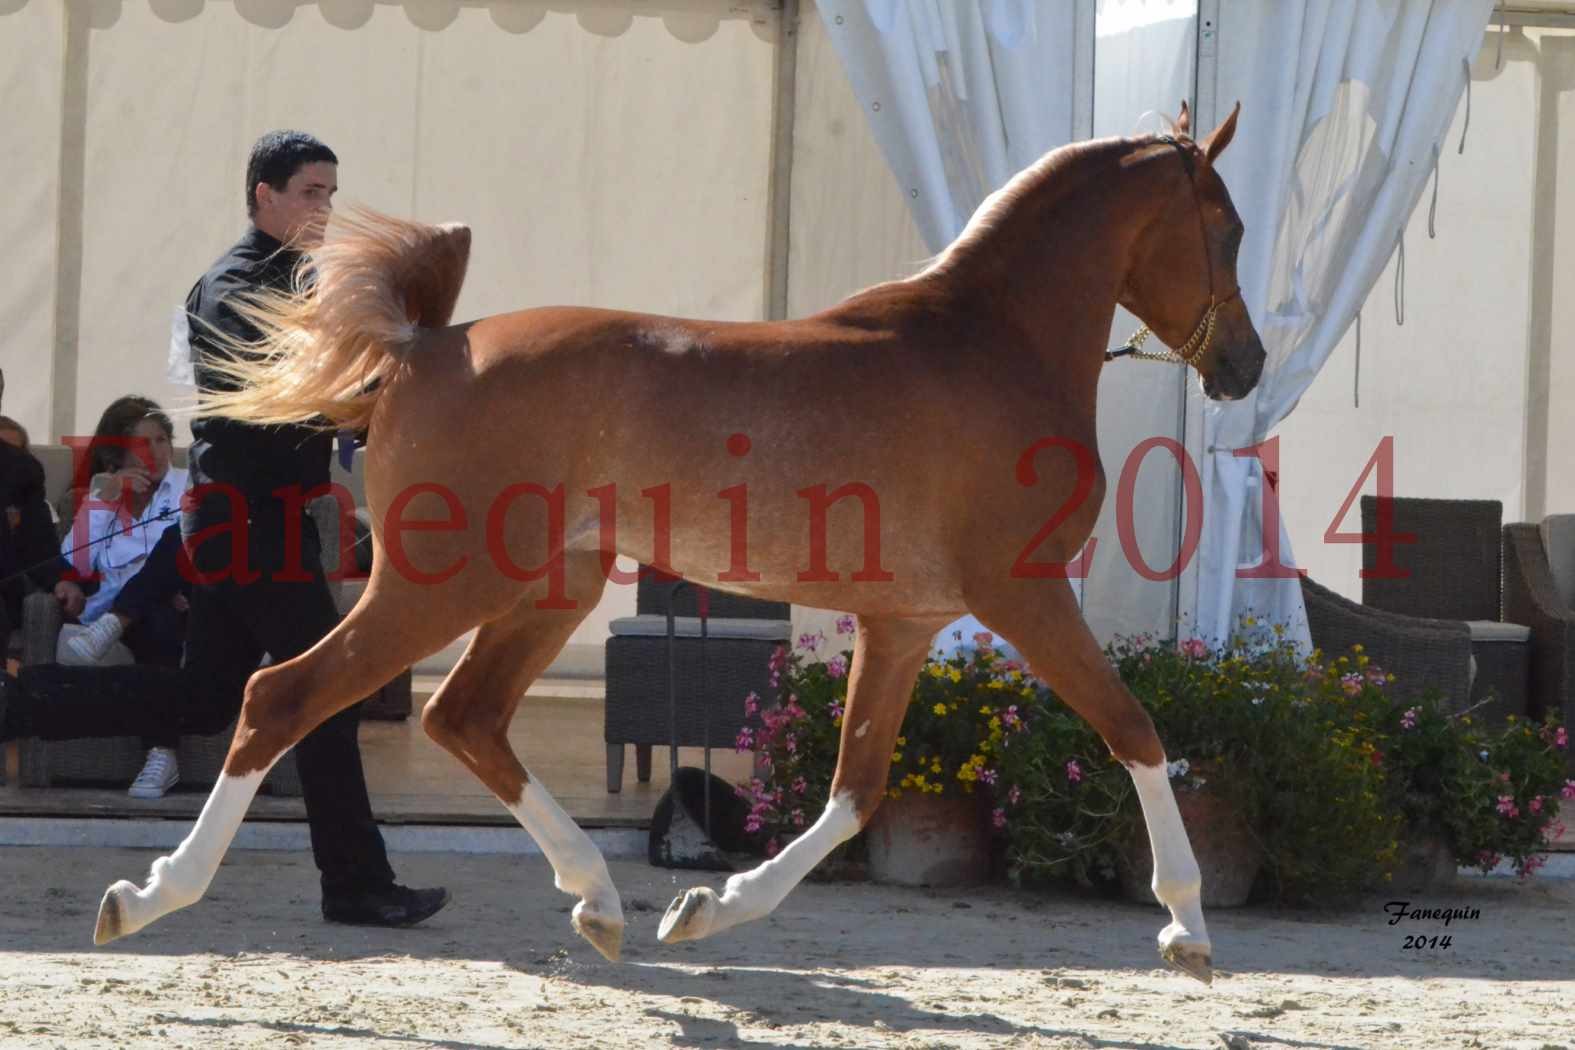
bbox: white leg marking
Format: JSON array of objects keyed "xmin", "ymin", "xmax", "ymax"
[
  {"xmin": 96, "ymin": 767, "xmax": 270, "ymax": 944},
  {"xmin": 659, "ymin": 790, "xmax": 861, "ymax": 943},
  {"xmin": 504, "ymin": 776, "xmax": 624, "ymax": 960},
  {"xmin": 1127, "ymin": 760, "xmax": 1212, "ymax": 979}
]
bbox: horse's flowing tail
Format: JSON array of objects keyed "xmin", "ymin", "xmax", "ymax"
[{"xmin": 196, "ymin": 207, "xmax": 471, "ymax": 431}]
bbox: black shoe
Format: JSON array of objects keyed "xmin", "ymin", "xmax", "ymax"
[{"xmin": 322, "ymin": 884, "xmax": 450, "ymax": 928}]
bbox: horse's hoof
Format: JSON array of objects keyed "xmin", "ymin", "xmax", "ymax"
[
  {"xmin": 657, "ymin": 886, "xmax": 718, "ymax": 944},
  {"xmin": 1161, "ymin": 942, "xmax": 1213, "ymax": 985},
  {"xmin": 571, "ymin": 906, "xmax": 624, "ymax": 963},
  {"xmin": 94, "ymin": 881, "xmax": 136, "ymax": 946}
]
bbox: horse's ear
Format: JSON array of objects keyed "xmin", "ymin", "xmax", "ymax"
[
  {"xmin": 1176, "ymin": 99, "xmax": 1191, "ymax": 136},
  {"xmin": 1201, "ymin": 102, "xmax": 1241, "ymax": 163}
]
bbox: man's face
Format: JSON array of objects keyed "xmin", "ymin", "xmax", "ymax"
[{"xmin": 257, "ymin": 161, "xmax": 337, "ymax": 248}]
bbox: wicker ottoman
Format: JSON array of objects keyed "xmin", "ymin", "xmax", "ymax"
[
  {"xmin": 604, "ymin": 616, "xmax": 788, "ymax": 793},
  {"xmin": 1467, "ymin": 621, "xmax": 1532, "ymax": 725}
]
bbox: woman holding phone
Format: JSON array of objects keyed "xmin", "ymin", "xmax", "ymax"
[{"xmin": 57, "ymin": 395, "xmax": 191, "ymax": 797}]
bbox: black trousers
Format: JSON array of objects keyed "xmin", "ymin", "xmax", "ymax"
[
  {"xmin": 13, "ymin": 505, "xmax": 396, "ymax": 898},
  {"xmin": 110, "ymin": 525, "xmax": 189, "ymax": 750}
]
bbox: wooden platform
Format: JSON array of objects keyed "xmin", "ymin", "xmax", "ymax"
[{"xmin": 0, "ymin": 687, "xmax": 752, "ymax": 829}]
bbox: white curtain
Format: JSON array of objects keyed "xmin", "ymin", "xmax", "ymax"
[
  {"xmin": 816, "ymin": 0, "xmax": 1094, "ymax": 655},
  {"xmin": 1193, "ymin": 0, "xmax": 1496, "ymax": 649}
]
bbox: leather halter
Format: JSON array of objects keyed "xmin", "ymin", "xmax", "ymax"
[{"xmin": 1106, "ymin": 135, "xmax": 1242, "ymax": 365}]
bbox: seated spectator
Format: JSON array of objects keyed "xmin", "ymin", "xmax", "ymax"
[
  {"xmin": 0, "ymin": 371, "xmax": 82, "ymax": 642},
  {"xmin": 57, "ymin": 395, "xmax": 191, "ymax": 798}
]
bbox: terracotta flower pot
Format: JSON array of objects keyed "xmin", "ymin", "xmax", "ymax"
[
  {"xmin": 1392, "ymin": 828, "xmax": 1457, "ymax": 892},
  {"xmin": 1121, "ymin": 784, "xmax": 1260, "ymax": 908},
  {"xmin": 866, "ymin": 792, "xmax": 991, "ymax": 888}
]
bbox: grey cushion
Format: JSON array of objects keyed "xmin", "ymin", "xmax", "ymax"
[
  {"xmin": 1541, "ymin": 514, "xmax": 1575, "ymax": 611},
  {"xmin": 608, "ymin": 615, "xmax": 791, "ymax": 642},
  {"xmin": 1466, "ymin": 620, "xmax": 1532, "ymax": 644}
]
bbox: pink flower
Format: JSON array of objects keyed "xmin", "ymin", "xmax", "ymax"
[
  {"xmin": 1365, "ymin": 667, "xmax": 1387, "ymax": 685},
  {"xmin": 1001, "ymin": 705, "xmax": 1021, "ymax": 728},
  {"xmin": 734, "ymin": 727, "xmax": 754, "ymax": 752},
  {"xmin": 1008, "ymin": 785, "xmax": 1022, "ymax": 806},
  {"xmin": 1474, "ymin": 850, "xmax": 1501, "ymax": 869},
  {"xmin": 1499, "ymin": 771, "xmax": 1512, "ymax": 784},
  {"xmin": 791, "ymin": 809, "xmax": 807, "ymax": 827},
  {"xmin": 792, "ymin": 776, "xmax": 807, "ymax": 795},
  {"xmin": 1001, "ymin": 660, "xmax": 1023, "ymax": 674},
  {"xmin": 826, "ymin": 654, "xmax": 849, "ymax": 679},
  {"xmin": 744, "ymin": 815, "xmax": 763, "ymax": 833},
  {"xmin": 1400, "ymin": 707, "xmax": 1419, "ymax": 731},
  {"xmin": 1179, "ymin": 638, "xmax": 1209, "ymax": 660},
  {"xmin": 1341, "ymin": 673, "xmax": 1363, "ymax": 696},
  {"xmin": 1496, "ymin": 795, "xmax": 1520, "ymax": 819},
  {"xmin": 835, "ymin": 614, "xmax": 856, "ymax": 635},
  {"xmin": 785, "ymin": 735, "xmax": 798, "ymax": 754},
  {"xmin": 1547, "ymin": 822, "xmax": 1568, "ymax": 843},
  {"xmin": 768, "ymin": 646, "xmax": 787, "ymax": 671},
  {"xmin": 826, "ymin": 700, "xmax": 844, "ymax": 719},
  {"xmin": 1563, "ymin": 780, "xmax": 1575, "ymax": 801},
  {"xmin": 1529, "ymin": 796, "xmax": 1544, "ymax": 814},
  {"xmin": 1519, "ymin": 853, "xmax": 1547, "ymax": 879},
  {"xmin": 798, "ymin": 632, "xmax": 821, "ymax": 653},
  {"xmin": 765, "ymin": 838, "xmax": 780, "ymax": 857},
  {"xmin": 743, "ymin": 691, "xmax": 761, "ymax": 717},
  {"xmin": 1066, "ymin": 760, "xmax": 1083, "ymax": 784},
  {"xmin": 973, "ymin": 631, "xmax": 995, "ymax": 647},
  {"xmin": 979, "ymin": 768, "xmax": 998, "ymax": 786},
  {"xmin": 1557, "ymin": 727, "xmax": 1569, "ymax": 750},
  {"xmin": 991, "ymin": 807, "xmax": 1007, "ymax": 830},
  {"xmin": 769, "ymin": 671, "xmax": 781, "ymax": 689}
]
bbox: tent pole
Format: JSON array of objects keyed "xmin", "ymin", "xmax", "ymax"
[{"xmin": 764, "ymin": 0, "xmax": 801, "ymax": 322}]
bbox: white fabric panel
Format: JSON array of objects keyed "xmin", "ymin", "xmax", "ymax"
[
  {"xmin": 1080, "ymin": 0, "xmax": 1196, "ymax": 645},
  {"xmin": 1194, "ymin": 0, "xmax": 1495, "ymax": 647},
  {"xmin": 1277, "ymin": 34, "xmax": 1537, "ymax": 598},
  {"xmin": 0, "ymin": 1, "xmax": 64, "ymax": 441},
  {"xmin": 1539, "ymin": 32, "xmax": 1575, "ymax": 519}
]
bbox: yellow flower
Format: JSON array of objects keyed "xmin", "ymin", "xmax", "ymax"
[
  {"xmin": 896, "ymin": 736, "xmax": 907, "ymax": 746},
  {"xmin": 948, "ymin": 669, "xmax": 963, "ymax": 684},
  {"xmin": 1009, "ymin": 671, "xmax": 1023, "ymax": 682},
  {"xmin": 930, "ymin": 760, "xmax": 943, "ymax": 774},
  {"xmin": 989, "ymin": 716, "xmax": 1003, "ymax": 732},
  {"xmin": 891, "ymin": 752, "xmax": 903, "ymax": 764},
  {"xmin": 932, "ymin": 702, "xmax": 948, "ymax": 716},
  {"xmin": 1352, "ymin": 644, "xmax": 1364, "ymax": 654},
  {"xmin": 928, "ymin": 665, "xmax": 945, "ymax": 679},
  {"xmin": 886, "ymin": 788, "xmax": 901, "ymax": 800}
]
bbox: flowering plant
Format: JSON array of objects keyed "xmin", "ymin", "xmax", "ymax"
[
  {"xmin": 996, "ymin": 630, "xmax": 1401, "ymax": 904},
  {"xmin": 735, "ymin": 620, "xmax": 1041, "ymax": 858},
  {"xmin": 1382, "ymin": 698, "xmax": 1568, "ymax": 878}
]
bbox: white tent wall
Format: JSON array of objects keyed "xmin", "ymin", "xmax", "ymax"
[
  {"xmin": 1276, "ymin": 28, "xmax": 1575, "ymax": 598},
  {"xmin": 0, "ymin": 0, "xmax": 65, "ymax": 443},
  {"xmin": 7, "ymin": 0, "xmax": 778, "ymax": 672}
]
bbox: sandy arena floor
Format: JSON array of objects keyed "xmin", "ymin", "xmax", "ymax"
[{"xmin": 0, "ymin": 847, "xmax": 1570, "ymax": 1049}]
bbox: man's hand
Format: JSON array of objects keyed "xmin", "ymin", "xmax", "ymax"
[{"xmin": 54, "ymin": 579, "xmax": 86, "ymax": 618}]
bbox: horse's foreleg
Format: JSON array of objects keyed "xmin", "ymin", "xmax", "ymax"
[
  {"xmin": 659, "ymin": 616, "xmax": 942, "ymax": 945},
  {"xmin": 421, "ymin": 573, "xmax": 623, "ymax": 961},
  {"xmin": 94, "ymin": 597, "xmax": 455, "ymax": 946},
  {"xmin": 971, "ymin": 579, "xmax": 1212, "ymax": 984}
]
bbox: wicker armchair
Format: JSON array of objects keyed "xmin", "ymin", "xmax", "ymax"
[
  {"xmin": 1359, "ymin": 496, "xmax": 1529, "ymax": 721},
  {"xmin": 1502, "ymin": 517, "xmax": 1575, "ymax": 744},
  {"xmin": 603, "ymin": 571, "xmax": 790, "ymax": 793},
  {"xmin": 1300, "ymin": 574, "xmax": 1474, "ymax": 707}
]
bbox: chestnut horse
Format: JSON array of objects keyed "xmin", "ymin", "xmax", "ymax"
[{"xmin": 94, "ymin": 103, "xmax": 1262, "ymax": 984}]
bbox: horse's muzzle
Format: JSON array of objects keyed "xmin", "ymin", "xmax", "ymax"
[{"xmin": 1202, "ymin": 339, "xmax": 1266, "ymax": 401}]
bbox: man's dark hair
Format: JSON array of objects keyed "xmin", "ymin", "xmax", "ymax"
[{"xmin": 245, "ymin": 131, "xmax": 338, "ymax": 217}]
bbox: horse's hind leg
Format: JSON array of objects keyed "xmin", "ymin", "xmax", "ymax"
[
  {"xmin": 94, "ymin": 586, "xmax": 468, "ymax": 945},
  {"xmin": 659, "ymin": 615, "xmax": 945, "ymax": 945},
  {"xmin": 969, "ymin": 578, "xmax": 1212, "ymax": 984},
  {"xmin": 420, "ymin": 556, "xmax": 623, "ymax": 960}
]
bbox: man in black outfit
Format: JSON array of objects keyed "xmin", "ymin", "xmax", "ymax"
[{"xmin": 0, "ymin": 132, "xmax": 448, "ymax": 929}]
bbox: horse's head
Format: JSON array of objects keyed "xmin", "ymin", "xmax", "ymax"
[{"xmin": 1117, "ymin": 102, "xmax": 1264, "ymax": 401}]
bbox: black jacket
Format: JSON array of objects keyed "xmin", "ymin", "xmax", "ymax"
[
  {"xmin": 0, "ymin": 442, "xmax": 69, "ymax": 605},
  {"xmin": 185, "ymin": 227, "xmax": 333, "ymax": 503}
]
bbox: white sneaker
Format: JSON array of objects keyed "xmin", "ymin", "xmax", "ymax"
[
  {"xmin": 65, "ymin": 615, "xmax": 125, "ymax": 664},
  {"xmin": 128, "ymin": 747, "xmax": 179, "ymax": 799}
]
